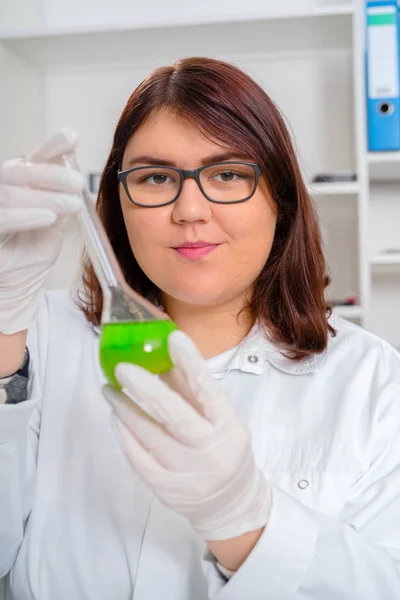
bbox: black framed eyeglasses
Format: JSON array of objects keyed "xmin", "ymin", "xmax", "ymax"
[{"xmin": 117, "ymin": 161, "xmax": 262, "ymax": 208}]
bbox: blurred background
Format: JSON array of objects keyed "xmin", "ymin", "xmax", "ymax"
[{"xmin": 1, "ymin": 0, "xmax": 399, "ymax": 349}]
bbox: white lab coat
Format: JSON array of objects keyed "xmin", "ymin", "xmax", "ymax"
[{"xmin": 0, "ymin": 289, "xmax": 400, "ymax": 600}]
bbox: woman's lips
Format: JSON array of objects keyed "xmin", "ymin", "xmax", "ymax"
[{"xmin": 174, "ymin": 245, "xmax": 219, "ymax": 261}]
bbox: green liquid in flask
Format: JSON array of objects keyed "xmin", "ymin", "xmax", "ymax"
[{"xmin": 100, "ymin": 319, "xmax": 178, "ymax": 389}]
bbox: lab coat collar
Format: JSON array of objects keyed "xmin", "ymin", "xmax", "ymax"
[{"xmin": 206, "ymin": 321, "xmax": 320, "ymax": 379}]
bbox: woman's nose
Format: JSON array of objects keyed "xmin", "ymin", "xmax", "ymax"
[{"xmin": 171, "ymin": 178, "xmax": 213, "ymax": 224}]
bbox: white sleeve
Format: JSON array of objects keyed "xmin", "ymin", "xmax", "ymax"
[
  {"xmin": 0, "ymin": 299, "xmax": 48, "ymax": 578},
  {"xmin": 202, "ymin": 403, "xmax": 400, "ymax": 599}
]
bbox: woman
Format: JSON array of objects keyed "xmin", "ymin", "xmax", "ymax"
[{"xmin": 0, "ymin": 57, "xmax": 399, "ymax": 600}]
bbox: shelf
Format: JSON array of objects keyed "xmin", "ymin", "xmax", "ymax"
[
  {"xmin": 307, "ymin": 181, "xmax": 360, "ymax": 196},
  {"xmin": 332, "ymin": 305, "xmax": 362, "ymax": 319},
  {"xmin": 0, "ymin": 4, "xmax": 355, "ymax": 40},
  {"xmin": 371, "ymin": 254, "xmax": 400, "ymax": 267},
  {"xmin": 0, "ymin": 4, "xmax": 354, "ymax": 67},
  {"xmin": 367, "ymin": 152, "xmax": 400, "ymax": 181}
]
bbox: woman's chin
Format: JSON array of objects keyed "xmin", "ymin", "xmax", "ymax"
[{"xmin": 161, "ymin": 288, "xmax": 228, "ymax": 308}]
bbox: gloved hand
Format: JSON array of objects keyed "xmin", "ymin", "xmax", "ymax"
[
  {"xmin": 103, "ymin": 330, "xmax": 272, "ymax": 542},
  {"xmin": 0, "ymin": 129, "xmax": 85, "ymax": 334}
]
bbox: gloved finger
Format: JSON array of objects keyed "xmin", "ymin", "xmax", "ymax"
[
  {"xmin": 104, "ymin": 381, "xmax": 168, "ymax": 427},
  {"xmin": 110, "ymin": 414, "xmax": 199, "ymax": 498},
  {"xmin": 110, "ymin": 411, "xmax": 166, "ymax": 476},
  {"xmin": 160, "ymin": 364, "xmax": 209, "ymax": 420},
  {"xmin": 27, "ymin": 128, "xmax": 79, "ymax": 163},
  {"xmin": 105, "ymin": 385, "xmax": 212, "ymax": 470},
  {"xmin": 166, "ymin": 330, "xmax": 233, "ymax": 424},
  {"xmin": 106, "ymin": 386, "xmax": 185, "ymax": 471},
  {"xmin": 112, "ymin": 364, "xmax": 214, "ymax": 446},
  {"xmin": 0, "ymin": 163, "xmax": 84, "ymax": 194},
  {"xmin": 0, "ymin": 208, "xmax": 57, "ymax": 233},
  {"xmin": 0, "ymin": 183, "xmax": 82, "ymax": 214}
]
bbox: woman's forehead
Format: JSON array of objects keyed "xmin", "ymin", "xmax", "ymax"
[
  {"xmin": 123, "ymin": 110, "xmax": 246, "ymax": 168},
  {"xmin": 126, "ymin": 109, "xmax": 224, "ymax": 151}
]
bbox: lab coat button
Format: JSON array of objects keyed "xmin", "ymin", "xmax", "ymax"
[
  {"xmin": 247, "ymin": 354, "xmax": 259, "ymax": 364},
  {"xmin": 298, "ymin": 479, "xmax": 309, "ymax": 490}
]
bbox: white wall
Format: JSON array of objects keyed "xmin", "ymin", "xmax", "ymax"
[
  {"xmin": 42, "ymin": 63, "xmax": 153, "ymax": 172},
  {"xmin": 0, "ymin": 0, "xmax": 40, "ymax": 31},
  {"xmin": 0, "ymin": 44, "xmax": 42, "ymax": 162},
  {"xmin": 317, "ymin": 195, "xmax": 359, "ymax": 302}
]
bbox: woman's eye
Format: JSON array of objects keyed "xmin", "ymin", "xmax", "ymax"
[
  {"xmin": 214, "ymin": 171, "xmax": 242, "ymax": 182},
  {"xmin": 140, "ymin": 173, "xmax": 173, "ymax": 185}
]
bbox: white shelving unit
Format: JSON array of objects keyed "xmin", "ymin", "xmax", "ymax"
[
  {"xmin": 0, "ymin": 5, "xmax": 356, "ymax": 70},
  {"xmin": 0, "ymin": 3, "xmax": 356, "ymax": 41},
  {"xmin": 3, "ymin": 0, "xmax": 395, "ymax": 338},
  {"xmin": 0, "ymin": 1, "xmax": 355, "ymax": 41}
]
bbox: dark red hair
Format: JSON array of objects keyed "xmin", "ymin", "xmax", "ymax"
[{"xmin": 78, "ymin": 57, "xmax": 334, "ymax": 360}]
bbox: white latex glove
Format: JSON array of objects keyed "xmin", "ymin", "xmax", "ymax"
[
  {"xmin": 0, "ymin": 129, "xmax": 85, "ymax": 334},
  {"xmin": 103, "ymin": 330, "xmax": 272, "ymax": 542}
]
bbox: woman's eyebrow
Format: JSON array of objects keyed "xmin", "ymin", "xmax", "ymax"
[{"xmin": 125, "ymin": 152, "xmax": 249, "ymax": 168}]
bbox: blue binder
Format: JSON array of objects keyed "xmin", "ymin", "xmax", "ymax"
[{"xmin": 366, "ymin": 0, "xmax": 400, "ymax": 151}]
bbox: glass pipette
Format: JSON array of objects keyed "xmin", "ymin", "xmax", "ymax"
[{"xmin": 62, "ymin": 153, "xmax": 177, "ymax": 389}]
